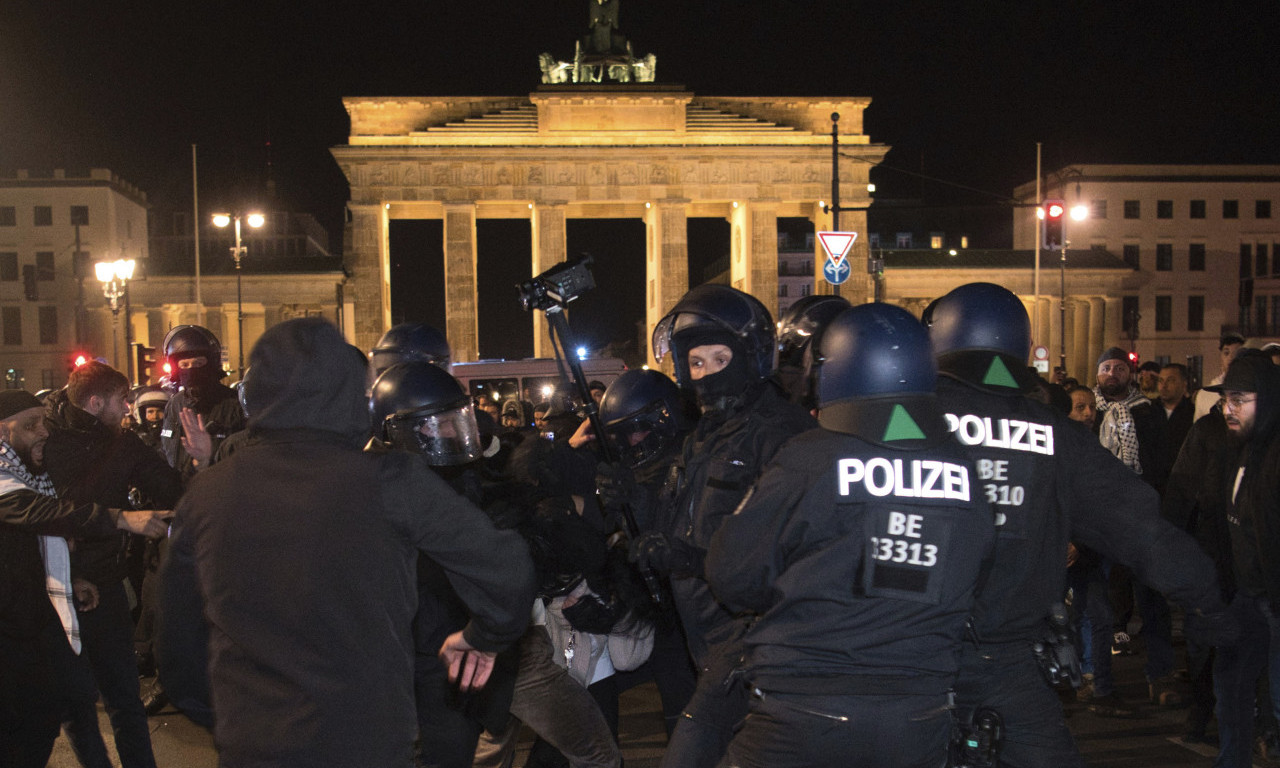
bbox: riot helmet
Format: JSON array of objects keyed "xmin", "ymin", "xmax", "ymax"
[
  {"xmin": 598, "ymin": 370, "xmax": 688, "ymax": 468},
  {"xmin": 776, "ymin": 294, "xmax": 852, "ymax": 408},
  {"xmin": 370, "ymin": 361, "xmax": 481, "ymax": 465},
  {"xmin": 814, "ymin": 303, "xmax": 945, "ymax": 445},
  {"xmin": 925, "ymin": 282, "xmax": 1036, "ymax": 391},
  {"xmin": 161, "ymin": 325, "xmax": 225, "ymax": 390},
  {"xmin": 132, "ymin": 387, "xmax": 171, "ymax": 425},
  {"xmin": 370, "ymin": 323, "xmax": 451, "ymax": 375},
  {"xmin": 652, "ymin": 284, "xmax": 776, "ymax": 400},
  {"xmin": 926, "ymin": 282, "xmax": 1031, "ymax": 360}
]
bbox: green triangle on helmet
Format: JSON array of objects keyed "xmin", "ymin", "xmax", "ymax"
[{"xmin": 882, "ymin": 403, "xmax": 927, "ymax": 442}]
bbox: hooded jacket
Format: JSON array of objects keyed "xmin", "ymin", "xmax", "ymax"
[
  {"xmin": 1222, "ymin": 351, "xmax": 1280, "ymax": 603},
  {"xmin": 157, "ymin": 318, "xmax": 534, "ymax": 764}
]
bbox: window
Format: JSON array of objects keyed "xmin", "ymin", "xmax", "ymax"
[
  {"xmin": 1091, "ymin": 200, "xmax": 1107, "ymax": 220},
  {"xmin": 1224, "ymin": 200, "xmax": 1239, "ymax": 219},
  {"xmin": 778, "ymin": 284, "xmax": 788, "ymax": 298},
  {"xmin": 4, "ymin": 368, "xmax": 23, "ymax": 390},
  {"xmin": 35, "ymin": 252, "xmax": 54, "ymax": 281},
  {"xmin": 930, "ymin": 234, "xmax": 943, "ymax": 249},
  {"xmin": 1157, "ymin": 200, "xmax": 1173, "ymax": 219},
  {"xmin": 37, "ymin": 306, "xmax": 57, "ymax": 345},
  {"xmin": 1258, "ymin": 295, "xmax": 1269, "ymax": 336},
  {"xmin": 1258, "ymin": 200, "xmax": 1273, "ymax": 219},
  {"xmin": 896, "ymin": 232, "xmax": 912, "ymax": 248},
  {"xmin": 1156, "ymin": 243, "xmax": 1173, "ymax": 271},
  {"xmin": 0, "ymin": 206, "xmax": 14, "ymax": 226},
  {"xmin": 0, "ymin": 252, "xmax": 17, "ymax": 281},
  {"xmin": 1189, "ymin": 243, "xmax": 1206, "ymax": 271},
  {"xmin": 1155, "ymin": 295, "xmax": 1172, "ymax": 332},
  {"xmin": 33, "ymin": 206, "xmax": 52, "ymax": 226},
  {"xmin": 799, "ymin": 283, "xmax": 811, "ymax": 297},
  {"xmin": 868, "ymin": 233, "xmax": 880, "ymax": 249},
  {"xmin": 1190, "ymin": 200, "xmax": 1206, "ymax": 219},
  {"xmin": 1, "ymin": 307, "xmax": 20, "ymax": 345},
  {"xmin": 1241, "ymin": 243, "xmax": 1253, "ymax": 277},
  {"xmin": 70, "ymin": 206, "xmax": 89, "ymax": 226},
  {"xmin": 1122, "ymin": 296, "xmax": 1140, "ymax": 333},
  {"xmin": 1188, "ymin": 295, "xmax": 1205, "ymax": 332},
  {"xmin": 1124, "ymin": 200, "xmax": 1141, "ymax": 219},
  {"xmin": 1259, "ymin": 244, "xmax": 1271, "ymax": 277},
  {"xmin": 1123, "ymin": 244, "xmax": 1140, "ymax": 269}
]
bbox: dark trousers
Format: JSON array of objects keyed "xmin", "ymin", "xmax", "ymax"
[
  {"xmin": 660, "ymin": 648, "xmax": 750, "ymax": 768},
  {"xmin": 716, "ymin": 689, "xmax": 951, "ymax": 768},
  {"xmin": 953, "ymin": 642, "xmax": 1087, "ymax": 768},
  {"xmin": 1185, "ymin": 636, "xmax": 1216, "ymax": 736},
  {"xmin": 414, "ymin": 652, "xmax": 485, "ymax": 768},
  {"xmin": 1212, "ymin": 593, "xmax": 1276, "ymax": 768},
  {"xmin": 65, "ymin": 579, "xmax": 158, "ymax": 768},
  {"xmin": 0, "ymin": 625, "xmax": 61, "ymax": 768}
]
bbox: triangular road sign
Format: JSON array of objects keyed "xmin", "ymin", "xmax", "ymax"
[{"xmin": 817, "ymin": 231, "xmax": 858, "ymax": 265}]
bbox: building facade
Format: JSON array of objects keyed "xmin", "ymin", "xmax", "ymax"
[
  {"xmin": 1014, "ymin": 165, "xmax": 1280, "ymax": 378},
  {"xmin": 332, "ymin": 87, "xmax": 886, "ymax": 365},
  {"xmin": 2, "ymin": 168, "xmax": 348, "ymax": 390},
  {"xmin": 1, "ymin": 169, "xmax": 149, "ymax": 390}
]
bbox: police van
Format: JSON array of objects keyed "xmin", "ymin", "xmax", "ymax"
[{"xmin": 452, "ymin": 357, "xmax": 628, "ymax": 420}]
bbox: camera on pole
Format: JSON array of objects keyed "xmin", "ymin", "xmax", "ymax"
[{"xmin": 517, "ymin": 255, "xmax": 665, "ymax": 606}]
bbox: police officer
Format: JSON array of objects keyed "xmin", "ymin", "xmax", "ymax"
[
  {"xmin": 635, "ymin": 284, "xmax": 816, "ymax": 768},
  {"xmin": 705, "ymin": 302, "xmax": 995, "ymax": 768},
  {"xmin": 927, "ymin": 282, "xmax": 1236, "ymax": 767},
  {"xmin": 370, "ymin": 322, "xmax": 452, "ymax": 376},
  {"xmin": 158, "ymin": 325, "xmax": 246, "ymax": 477},
  {"xmin": 774, "ymin": 294, "xmax": 850, "ymax": 410},
  {"xmin": 594, "ymin": 369, "xmax": 699, "ymax": 735},
  {"xmin": 370, "ymin": 361, "xmax": 511, "ymax": 767}
]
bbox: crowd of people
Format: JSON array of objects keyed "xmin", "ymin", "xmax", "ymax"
[{"xmin": 2, "ymin": 280, "xmax": 1279, "ymax": 768}]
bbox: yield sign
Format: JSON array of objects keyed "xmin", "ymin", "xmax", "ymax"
[{"xmin": 817, "ymin": 231, "xmax": 858, "ymax": 266}]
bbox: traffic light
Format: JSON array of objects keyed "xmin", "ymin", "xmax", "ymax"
[
  {"xmin": 1127, "ymin": 350, "xmax": 1140, "ymax": 367},
  {"xmin": 134, "ymin": 344, "xmax": 157, "ymax": 386},
  {"xmin": 68, "ymin": 351, "xmax": 90, "ymax": 373},
  {"xmin": 1042, "ymin": 199, "xmax": 1065, "ymax": 250}
]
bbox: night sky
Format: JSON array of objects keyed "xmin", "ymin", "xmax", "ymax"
[{"xmin": 3, "ymin": 1, "xmax": 1277, "ymax": 359}]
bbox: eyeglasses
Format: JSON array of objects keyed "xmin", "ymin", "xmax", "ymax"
[{"xmin": 1222, "ymin": 393, "xmax": 1257, "ymax": 410}]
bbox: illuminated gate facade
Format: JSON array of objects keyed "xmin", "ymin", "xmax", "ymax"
[{"xmin": 332, "ymin": 85, "xmax": 886, "ymax": 363}]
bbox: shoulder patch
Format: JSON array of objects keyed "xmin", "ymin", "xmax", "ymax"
[
  {"xmin": 883, "ymin": 404, "xmax": 927, "ymax": 442},
  {"xmin": 982, "ymin": 356, "xmax": 1020, "ymax": 389}
]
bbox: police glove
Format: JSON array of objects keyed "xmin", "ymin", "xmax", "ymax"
[
  {"xmin": 596, "ymin": 461, "xmax": 640, "ymax": 510},
  {"xmin": 630, "ymin": 532, "xmax": 703, "ymax": 577},
  {"xmin": 1184, "ymin": 609, "xmax": 1242, "ymax": 647}
]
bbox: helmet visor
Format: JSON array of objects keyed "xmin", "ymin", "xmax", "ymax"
[{"xmin": 386, "ymin": 403, "xmax": 482, "ymax": 466}]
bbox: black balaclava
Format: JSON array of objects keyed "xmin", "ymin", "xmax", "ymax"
[{"xmin": 677, "ymin": 327, "xmax": 751, "ymax": 415}]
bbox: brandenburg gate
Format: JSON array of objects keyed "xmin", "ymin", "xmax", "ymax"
[{"xmin": 332, "ymin": 85, "xmax": 887, "ymax": 363}]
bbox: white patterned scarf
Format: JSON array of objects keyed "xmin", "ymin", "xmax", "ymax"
[
  {"xmin": 1094, "ymin": 386, "xmax": 1146, "ymax": 475},
  {"xmin": 0, "ymin": 440, "xmax": 81, "ymax": 653}
]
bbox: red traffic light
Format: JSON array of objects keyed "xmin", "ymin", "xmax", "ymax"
[
  {"xmin": 1127, "ymin": 351, "xmax": 1139, "ymax": 365},
  {"xmin": 1042, "ymin": 198, "xmax": 1066, "ymax": 250},
  {"xmin": 1046, "ymin": 202, "xmax": 1065, "ymax": 219},
  {"xmin": 73, "ymin": 353, "xmax": 89, "ymax": 368}
]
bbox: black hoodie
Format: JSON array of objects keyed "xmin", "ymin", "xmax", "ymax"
[{"xmin": 157, "ymin": 318, "xmax": 534, "ymax": 764}]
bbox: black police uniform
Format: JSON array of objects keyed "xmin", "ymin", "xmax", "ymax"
[
  {"xmin": 937, "ymin": 364, "xmax": 1230, "ymax": 767},
  {"xmin": 706, "ymin": 400, "xmax": 994, "ymax": 768}
]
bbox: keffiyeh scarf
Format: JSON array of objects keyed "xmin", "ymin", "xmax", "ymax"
[
  {"xmin": 1093, "ymin": 386, "xmax": 1145, "ymax": 475},
  {"xmin": 0, "ymin": 440, "xmax": 81, "ymax": 653}
]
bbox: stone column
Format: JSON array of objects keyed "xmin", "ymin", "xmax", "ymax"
[
  {"xmin": 729, "ymin": 200, "xmax": 780, "ymax": 318},
  {"xmin": 443, "ymin": 203, "xmax": 480, "ymax": 363},
  {"xmin": 343, "ymin": 203, "xmax": 391, "ymax": 354},
  {"xmin": 645, "ymin": 200, "xmax": 689, "ymax": 370},
  {"xmin": 1071, "ymin": 299, "xmax": 1091, "ymax": 381},
  {"xmin": 531, "ymin": 203, "xmax": 568, "ymax": 358},
  {"xmin": 1088, "ymin": 297, "xmax": 1107, "ymax": 373}
]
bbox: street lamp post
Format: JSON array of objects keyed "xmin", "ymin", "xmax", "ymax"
[
  {"xmin": 95, "ymin": 258, "xmax": 136, "ymax": 379},
  {"xmin": 212, "ymin": 211, "xmax": 264, "ymax": 378}
]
